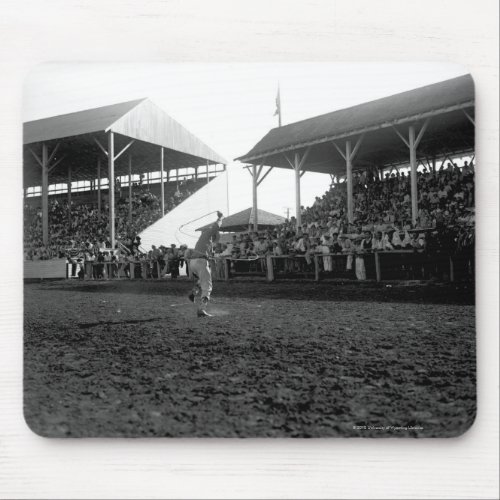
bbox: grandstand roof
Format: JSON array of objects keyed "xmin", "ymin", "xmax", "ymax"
[
  {"xmin": 23, "ymin": 99, "xmax": 227, "ymax": 187},
  {"xmin": 236, "ymin": 75, "xmax": 475, "ymax": 174},
  {"xmin": 197, "ymin": 207, "xmax": 286, "ymax": 232}
]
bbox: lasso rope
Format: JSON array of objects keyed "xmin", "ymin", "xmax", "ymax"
[
  {"xmin": 176, "ymin": 211, "xmax": 266, "ymax": 261},
  {"xmin": 175, "ymin": 210, "xmax": 221, "ymax": 245}
]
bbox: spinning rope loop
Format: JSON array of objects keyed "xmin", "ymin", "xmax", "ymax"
[{"xmin": 175, "ymin": 210, "xmax": 221, "ymax": 245}]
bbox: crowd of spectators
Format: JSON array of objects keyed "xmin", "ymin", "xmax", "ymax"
[
  {"xmin": 210, "ymin": 161, "xmax": 475, "ymax": 280},
  {"xmin": 24, "ymin": 160, "xmax": 475, "ymax": 281},
  {"xmin": 71, "ymin": 238, "xmax": 190, "ymax": 281},
  {"xmin": 24, "ymin": 180, "xmax": 198, "ymax": 261}
]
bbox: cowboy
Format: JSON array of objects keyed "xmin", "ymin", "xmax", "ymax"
[{"xmin": 187, "ymin": 211, "xmax": 224, "ymax": 317}]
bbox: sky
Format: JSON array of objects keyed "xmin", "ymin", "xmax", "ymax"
[{"xmin": 23, "ymin": 62, "xmax": 468, "ymax": 219}]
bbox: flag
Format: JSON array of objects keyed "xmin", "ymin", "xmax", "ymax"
[{"xmin": 274, "ymin": 85, "xmax": 282, "ymax": 126}]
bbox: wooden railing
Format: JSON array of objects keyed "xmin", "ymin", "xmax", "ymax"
[{"xmin": 74, "ymin": 250, "xmax": 472, "ymax": 283}]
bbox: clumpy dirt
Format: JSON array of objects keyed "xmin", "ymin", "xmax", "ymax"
[{"xmin": 24, "ymin": 279, "xmax": 475, "ymax": 438}]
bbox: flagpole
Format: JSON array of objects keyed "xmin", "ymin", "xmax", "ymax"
[
  {"xmin": 277, "ymin": 84, "xmax": 282, "ymax": 127},
  {"xmin": 274, "ymin": 83, "xmax": 282, "ymax": 127}
]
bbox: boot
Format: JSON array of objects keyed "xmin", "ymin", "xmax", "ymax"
[
  {"xmin": 188, "ymin": 284, "xmax": 201, "ymax": 302},
  {"xmin": 197, "ymin": 296, "xmax": 212, "ymax": 317}
]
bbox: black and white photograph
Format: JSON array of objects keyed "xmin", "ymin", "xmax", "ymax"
[{"xmin": 22, "ymin": 62, "xmax": 477, "ymax": 438}]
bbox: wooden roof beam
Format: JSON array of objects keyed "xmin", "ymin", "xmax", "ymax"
[
  {"xmin": 48, "ymin": 155, "xmax": 67, "ymax": 173},
  {"xmin": 462, "ymin": 109, "xmax": 475, "ymax": 126},
  {"xmin": 28, "ymin": 147, "xmax": 43, "ymax": 168},
  {"xmin": 47, "ymin": 142, "xmax": 60, "ymax": 164},
  {"xmin": 93, "ymin": 137, "xmax": 108, "ymax": 157},
  {"xmin": 114, "ymin": 139, "xmax": 135, "ymax": 161},
  {"xmin": 257, "ymin": 166, "xmax": 273, "ymax": 187}
]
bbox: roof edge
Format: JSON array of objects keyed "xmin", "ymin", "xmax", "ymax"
[
  {"xmin": 235, "ymin": 101, "xmax": 475, "ymax": 163},
  {"xmin": 104, "ymin": 97, "xmax": 149, "ymax": 132}
]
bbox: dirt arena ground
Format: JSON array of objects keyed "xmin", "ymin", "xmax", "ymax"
[{"xmin": 24, "ymin": 278, "xmax": 475, "ymax": 438}]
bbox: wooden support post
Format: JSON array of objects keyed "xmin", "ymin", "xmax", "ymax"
[
  {"xmin": 346, "ymin": 140, "xmax": 353, "ymax": 224},
  {"xmin": 97, "ymin": 157, "xmax": 101, "ymax": 220},
  {"xmin": 314, "ymin": 254, "xmax": 319, "ymax": 282},
  {"xmin": 266, "ymin": 255, "xmax": 274, "ymax": 282},
  {"xmin": 284, "ymin": 149, "xmax": 309, "ymax": 229},
  {"xmin": 252, "ymin": 164, "xmax": 258, "ymax": 231},
  {"xmin": 294, "ymin": 152, "xmax": 301, "ymax": 229},
  {"xmin": 194, "ymin": 166, "xmax": 198, "ymax": 181},
  {"xmin": 160, "ymin": 147, "xmax": 165, "ymax": 216},
  {"xmin": 67, "ymin": 165, "xmax": 72, "ymax": 205},
  {"xmin": 449, "ymin": 256, "xmax": 454, "ymax": 282},
  {"xmin": 393, "ymin": 120, "xmax": 428, "ymax": 226},
  {"xmin": 333, "ymin": 136, "xmax": 363, "ymax": 224},
  {"xmin": 67, "ymin": 164, "xmax": 72, "ymax": 224},
  {"xmin": 374, "ymin": 252, "xmax": 381, "ymax": 282},
  {"xmin": 224, "ymin": 258, "xmax": 230, "ymax": 281},
  {"xmin": 128, "ymin": 154, "xmax": 132, "ymax": 223},
  {"xmin": 41, "ymin": 143, "xmax": 49, "ymax": 246},
  {"xmin": 108, "ymin": 131, "xmax": 115, "ymax": 249},
  {"xmin": 409, "ymin": 125, "xmax": 418, "ymax": 226}
]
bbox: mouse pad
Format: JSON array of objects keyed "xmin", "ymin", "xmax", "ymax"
[{"xmin": 23, "ymin": 63, "xmax": 475, "ymax": 437}]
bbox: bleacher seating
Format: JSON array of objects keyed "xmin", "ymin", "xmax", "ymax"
[{"xmin": 24, "ymin": 178, "xmax": 209, "ymax": 260}]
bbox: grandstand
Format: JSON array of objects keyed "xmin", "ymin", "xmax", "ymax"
[
  {"xmin": 23, "ymin": 76, "xmax": 475, "ymax": 284},
  {"xmin": 236, "ymin": 75, "xmax": 474, "ymax": 229},
  {"xmin": 23, "ymin": 98, "xmax": 227, "ymax": 271},
  {"xmin": 215, "ymin": 75, "xmax": 475, "ymax": 283}
]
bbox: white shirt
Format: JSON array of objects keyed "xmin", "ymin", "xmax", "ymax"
[
  {"xmin": 392, "ymin": 230, "xmax": 411, "ymax": 247},
  {"xmin": 372, "ymin": 235, "xmax": 393, "ymax": 250},
  {"xmin": 294, "ymin": 238, "xmax": 307, "ymax": 252}
]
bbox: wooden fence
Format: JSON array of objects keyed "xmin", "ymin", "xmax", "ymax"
[{"xmin": 72, "ymin": 250, "xmax": 473, "ymax": 283}]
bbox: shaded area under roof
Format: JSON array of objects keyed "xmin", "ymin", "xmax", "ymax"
[
  {"xmin": 236, "ymin": 75, "xmax": 475, "ymax": 174},
  {"xmin": 197, "ymin": 207, "xmax": 286, "ymax": 232},
  {"xmin": 23, "ymin": 98, "xmax": 228, "ymax": 188}
]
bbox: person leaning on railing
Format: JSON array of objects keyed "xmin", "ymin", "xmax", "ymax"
[
  {"xmin": 371, "ymin": 231, "xmax": 394, "ymax": 251},
  {"xmin": 390, "ymin": 225, "xmax": 412, "ymax": 249},
  {"xmin": 340, "ymin": 234, "xmax": 354, "ymax": 272},
  {"xmin": 169, "ymin": 244, "xmax": 180, "ymax": 279},
  {"xmin": 319, "ymin": 234, "xmax": 333, "ymax": 272},
  {"xmin": 353, "ymin": 230, "xmax": 373, "ymax": 280}
]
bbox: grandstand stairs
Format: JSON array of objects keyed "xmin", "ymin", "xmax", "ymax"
[{"xmin": 139, "ymin": 169, "xmax": 246, "ymax": 249}]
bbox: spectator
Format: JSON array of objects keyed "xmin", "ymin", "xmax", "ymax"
[
  {"xmin": 354, "ymin": 236, "xmax": 366, "ymax": 280},
  {"xmin": 170, "ymin": 244, "xmax": 180, "ymax": 279},
  {"xmin": 391, "ymin": 227, "xmax": 412, "ymax": 249},
  {"xmin": 372, "ymin": 231, "xmax": 393, "ymax": 251},
  {"xmin": 319, "ymin": 234, "xmax": 333, "ymax": 272},
  {"xmin": 340, "ymin": 234, "xmax": 354, "ymax": 271}
]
